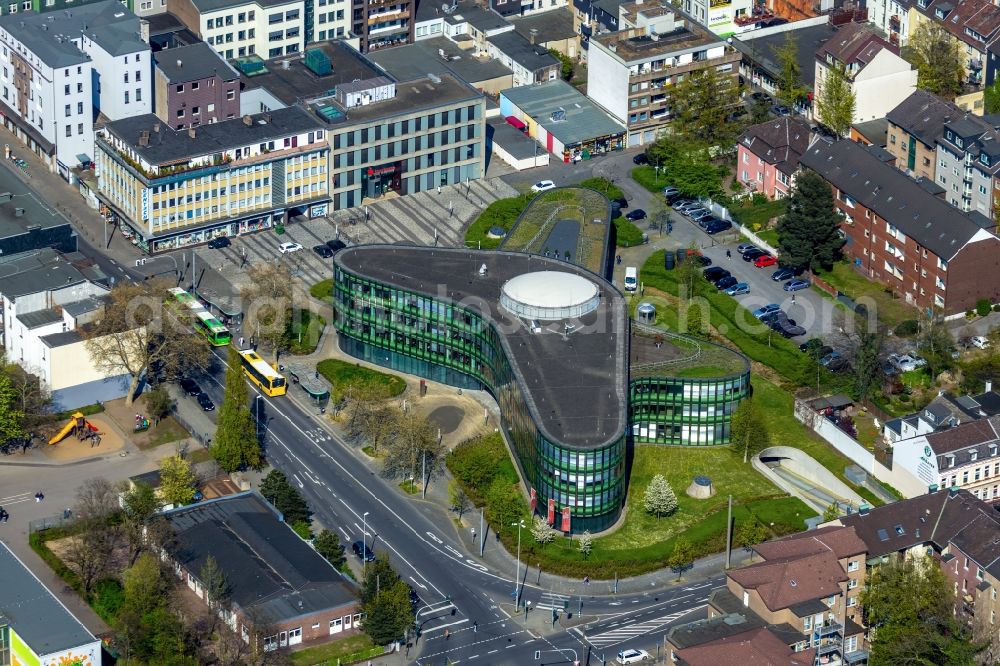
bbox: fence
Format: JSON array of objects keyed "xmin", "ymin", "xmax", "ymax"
[
  {"xmin": 737, "ymin": 224, "xmax": 778, "ymax": 256},
  {"xmin": 29, "ymin": 513, "xmax": 75, "ymax": 534}
]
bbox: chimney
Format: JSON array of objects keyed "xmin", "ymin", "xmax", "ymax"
[
  {"xmin": 530, "ymin": 28, "xmax": 538, "ymax": 44},
  {"xmin": 262, "ymin": 113, "xmax": 272, "ymax": 123},
  {"xmin": 949, "ymin": 486, "xmax": 959, "ymax": 498},
  {"xmin": 188, "ymin": 127, "xmax": 196, "ymax": 139},
  {"xmin": 14, "ymin": 207, "xmax": 24, "ymax": 217},
  {"xmin": 987, "ymin": 380, "xmax": 993, "ymax": 393},
  {"xmin": 153, "ymin": 122, "xmax": 160, "ymax": 133},
  {"xmin": 139, "ymin": 18, "xmax": 150, "ymax": 44},
  {"xmin": 177, "ymin": 59, "xmax": 183, "ymax": 68},
  {"xmin": 139, "ymin": 130, "xmax": 150, "ymax": 146},
  {"xmin": 858, "ymin": 504, "xmax": 870, "ymax": 516},
  {"xmin": 243, "ymin": 114, "xmax": 253, "ymax": 126}
]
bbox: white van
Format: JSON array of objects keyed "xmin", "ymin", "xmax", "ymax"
[{"xmin": 624, "ymin": 266, "xmax": 637, "ymax": 292}]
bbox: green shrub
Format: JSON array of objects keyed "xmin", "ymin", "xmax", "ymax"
[
  {"xmin": 977, "ymin": 299, "xmax": 992, "ymax": 317},
  {"xmin": 579, "ymin": 177, "xmax": 624, "ymax": 201},
  {"xmin": 893, "ymin": 320, "xmax": 919, "ymax": 337},
  {"xmin": 310, "ymin": 279, "xmax": 334, "ymax": 301},
  {"xmin": 464, "ymin": 193, "xmax": 534, "ymax": 249},
  {"xmin": 614, "ymin": 216, "xmax": 645, "ymax": 247},
  {"xmin": 316, "ymin": 359, "xmax": 407, "ymax": 404},
  {"xmin": 91, "ymin": 578, "xmax": 125, "ymax": 623},
  {"xmin": 291, "ymin": 520, "xmax": 314, "ymax": 541},
  {"xmin": 994, "ymin": 304, "xmax": 1000, "ymax": 313},
  {"xmin": 446, "ymin": 432, "xmax": 519, "ymax": 507}
]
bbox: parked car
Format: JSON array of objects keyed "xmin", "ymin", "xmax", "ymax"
[
  {"xmin": 312, "ymin": 244, "xmax": 334, "ymax": 258},
  {"xmin": 783, "ymin": 279, "xmax": 811, "ymax": 291},
  {"xmin": 695, "ymin": 255, "xmax": 713, "ymax": 266},
  {"xmin": 278, "ymin": 242, "xmax": 303, "ymax": 254},
  {"xmin": 819, "ymin": 351, "xmax": 843, "ymax": 367},
  {"xmin": 893, "ymin": 354, "xmax": 920, "ymax": 372},
  {"xmin": 753, "ymin": 255, "xmax": 778, "ymax": 268},
  {"xmin": 617, "ymin": 649, "xmax": 650, "ymax": 664},
  {"xmin": 827, "ymin": 356, "xmax": 850, "ymax": 372},
  {"xmin": 352, "ymin": 540, "xmax": 375, "ymax": 561},
  {"xmin": 753, "ymin": 303, "xmax": 782, "ymax": 319},
  {"xmin": 760, "ymin": 310, "xmax": 785, "ymax": 325},
  {"xmin": 672, "ymin": 199, "xmax": 696, "ymax": 211},
  {"xmin": 180, "ymin": 378, "xmax": 201, "ymax": 396},
  {"xmin": 703, "ymin": 266, "xmax": 729, "ymax": 282},
  {"xmin": 206, "ymin": 236, "xmax": 231, "ymax": 249},
  {"xmin": 531, "ymin": 180, "xmax": 557, "ymax": 192},
  {"xmin": 750, "ymin": 91, "xmax": 772, "ymax": 104},
  {"xmin": 972, "ymin": 336, "xmax": 991, "ymax": 349},
  {"xmin": 697, "ymin": 215, "xmax": 720, "ymax": 229},
  {"xmin": 196, "ymin": 392, "xmax": 215, "ymax": 412},
  {"xmin": 632, "ymin": 153, "xmax": 649, "ymax": 165},
  {"xmin": 742, "ymin": 248, "xmax": 766, "ymax": 262},
  {"xmin": 705, "ymin": 221, "xmax": 733, "ymax": 235},
  {"xmin": 662, "ymin": 186, "xmax": 680, "ymax": 198},
  {"xmin": 725, "ymin": 282, "xmax": 750, "ymax": 296},
  {"xmin": 625, "ymin": 209, "xmax": 647, "ymax": 221},
  {"xmin": 770, "ymin": 314, "xmax": 806, "ymax": 338},
  {"xmin": 771, "ymin": 266, "xmax": 801, "ymax": 281},
  {"xmin": 772, "ymin": 104, "xmax": 791, "ymax": 116},
  {"xmin": 325, "ymin": 239, "xmax": 347, "ymax": 252},
  {"xmin": 611, "ymin": 197, "xmax": 629, "ymax": 209},
  {"xmin": 736, "ymin": 243, "xmax": 758, "ymax": 254},
  {"xmin": 689, "ymin": 209, "xmax": 712, "ymax": 222},
  {"xmin": 715, "ymin": 275, "xmax": 739, "ymax": 290}
]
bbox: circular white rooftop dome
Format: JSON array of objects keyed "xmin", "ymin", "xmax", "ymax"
[{"xmin": 500, "ymin": 271, "xmax": 600, "ymax": 321}]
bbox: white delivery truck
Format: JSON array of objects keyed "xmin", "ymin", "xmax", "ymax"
[{"xmin": 624, "ymin": 266, "xmax": 637, "ymax": 292}]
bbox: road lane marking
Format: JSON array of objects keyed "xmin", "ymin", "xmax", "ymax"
[{"xmin": 584, "ymin": 605, "xmax": 706, "ymax": 648}]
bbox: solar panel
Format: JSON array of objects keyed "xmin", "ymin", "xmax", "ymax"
[{"xmin": 877, "ymin": 528, "xmax": 889, "ymax": 541}]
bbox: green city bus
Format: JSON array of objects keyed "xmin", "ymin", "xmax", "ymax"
[{"xmin": 167, "ymin": 287, "xmax": 232, "ymax": 346}]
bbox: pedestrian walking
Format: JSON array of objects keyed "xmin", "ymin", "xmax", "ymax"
[
  {"xmin": 34, "ymin": 492, "xmax": 40, "ymax": 503},
  {"xmin": 239, "ymin": 336, "xmax": 245, "ymax": 347},
  {"xmin": 791, "ymin": 294, "xmax": 796, "ymax": 304},
  {"xmin": 726, "ymin": 249, "xmax": 731, "ymax": 260}
]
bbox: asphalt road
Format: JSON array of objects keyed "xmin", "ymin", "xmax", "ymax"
[{"xmin": 186, "ymin": 347, "xmax": 716, "ymax": 665}]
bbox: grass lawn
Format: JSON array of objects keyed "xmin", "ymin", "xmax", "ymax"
[
  {"xmin": 399, "ymin": 479, "xmax": 421, "ymax": 494},
  {"xmin": 614, "ymin": 216, "xmax": 645, "ymax": 247},
  {"xmin": 579, "ymin": 177, "xmax": 625, "ymax": 201},
  {"xmin": 815, "ymin": 261, "xmax": 918, "ymax": 327},
  {"xmin": 290, "ymin": 634, "xmax": 375, "ymax": 666},
  {"xmin": 187, "ymin": 447, "xmax": 213, "ymax": 464},
  {"xmin": 631, "ymin": 165, "xmax": 669, "ymax": 194},
  {"xmin": 755, "ymin": 228, "xmax": 779, "ymax": 248},
  {"xmin": 286, "ymin": 310, "xmax": 326, "ymax": 355},
  {"xmin": 464, "ymin": 193, "xmax": 535, "ymax": 249},
  {"xmin": 731, "ymin": 199, "xmax": 787, "ymax": 231},
  {"xmin": 140, "ymin": 416, "xmax": 188, "ymax": 450},
  {"xmin": 310, "ymin": 278, "xmax": 333, "ymax": 301},
  {"xmin": 316, "ymin": 359, "xmax": 407, "ymax": 404}
]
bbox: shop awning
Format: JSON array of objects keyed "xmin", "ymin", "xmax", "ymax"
[{"xmin": 505, "ymin": 115, "xmax": 526, "ymax": 131}]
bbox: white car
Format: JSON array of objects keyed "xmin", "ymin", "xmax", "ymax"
[
  {"xmin": 617, "ymin": 649, "xmax": 650, "ymax": 664},
  {"xmin": 972, "ymin": 336, "xmax": 991, "ymax": 349},
  {"xmin": 894, "ymin": 355, "xmax": 918, "ymax": 373},
  {"xmin": 531, "ymin": 180, "xmax": 557, "ymax": 192},
  {"xmin": 278, "ymin": 242, "xmax": 303, "ymax": 254}
]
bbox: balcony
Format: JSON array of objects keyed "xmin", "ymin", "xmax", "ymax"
[{"xmin": 816, "ymin": 621, "xmax": 843, "ymax": 637}]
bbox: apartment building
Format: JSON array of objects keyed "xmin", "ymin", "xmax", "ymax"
[
  {"xmin": 0, "ymin": 0, "xmax": 151, "ymax": 179},
  {"xmin": 351, "ymin": 0, "xmax": 413, "ymax": 52},
  {"xmin": 95, "ymin": 105, "xmax": 329, "ymax": 253},
  {"xmin": 935, "ymin": 116, "xmax": 1000, "ymax": 219},
  {"xmin": 587, "ymin": 3, "xmax": 740, "ymax": 146},
  {"xmin": 490, "ymin": 0, "xmax": 567, "ymax": 18},
  {"xmin": 814, "ymin": 23, "xmax": 916, "ymax": 126},
  {"xmin": 911, "ymin": 0, "xmax": 1000, "ymax": 94},
  {"xmin": 485, "ymin": 30, "xmax": 558, "ymax": 86},
  {"xmin": 800, "ymin": 138, "xmax": 1000, "ymax": 315},
  {"xmin": 677, "ymin": 0, "xmax": 752, "ymax": 38},
  {"xmin": 882, "ymin": 386, "xmax": 1000, "ymax": 445},
  {"xmin": 886, "ymin": 89, "xmax": 963, "ymax": 182},
  {"xmin": 866, "ymin": 0, "xmax": 910, "ymax": 47},
  {"xmin": 154, "ymin": 42, "xmax": 241, "ymax": 129},
  {"xmin": 667, "ymin": 620, "xmax": 815, "ymax": 665},
  {"xmin": 736, "ymin": 116, "xmax": 811, "ymax": 199},
  {"xmin": 414, "ymin": 0, "xmax": 512, "ymax": 47}
]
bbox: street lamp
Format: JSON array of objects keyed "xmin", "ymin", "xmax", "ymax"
[
  {"xmin": 254, "ymin": 395, "xmax": 266, "ymax": 439},
  {"xmin": 363, "ymin": 511, "xmax": 371, "ymax": 578},
  {"xmin": 512, "ymin": 519, "xmax": 526, "ymax": 608}
]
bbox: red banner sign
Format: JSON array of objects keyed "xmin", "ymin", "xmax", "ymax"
[
  {"xmin": 530, "ymin": 487, "xmax": 537, "ymax": 512},
  {"xmin": 561, "ymin": 507, "xmax": 571, "ymax": 533},
  {"xmin": 547, "ymin": 498, "xmax": 555, "ymax": 525}
]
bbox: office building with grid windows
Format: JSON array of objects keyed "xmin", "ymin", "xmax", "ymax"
[{"xmin": 333, "ymin": 245, "xmax": 750, "ymax": 532}]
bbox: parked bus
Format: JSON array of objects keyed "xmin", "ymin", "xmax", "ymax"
[
  {"xmin": 167, "ymin": 287, "xmax": 232, "ymax": 346},
  {"xmin": 237, "ymin": 348, "xmax": 287, "ymax": 396}
]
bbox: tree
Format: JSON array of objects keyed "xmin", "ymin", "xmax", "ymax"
[
  {"xmin": 314, "ymin": 529, "xmax": 345, "ymax": 568},
  {"xmin": 986, "ymin": 78, "xmax": 1000, "ymax": 114},
  {"xmin": 213, "ymin": 346, "xmax": 263, "ymax": 472},
  {"xmin": 258, "ymin": 469, "xmax": 312, "ymax": 525},
  {"xmin": 120, "ymin": 480, "xmax": 161, "ymax": 566},
  {"xmin": 749, "ymin": 94, "xmax": 771, "ymax": 124},
  {"xmin": 143, "ymin": 385, "xmax": 173, "ymax": 421},
  {"xmin": 346, "ymin": 399, "xmax": 401, "ymax": 456},
  {"xmin": 675, "ymin": 245, "xmax": 702, "ymax": 302},
  {"xmin": 730, "ymin": 398, "xmax": 770, "ymax": 463},
  {"xmin": 816, "ymin": 63, "xmax": 856, "ymax": 137},
  {"xmin": 241, "ymin": 263, "xmax": 293, "ymax": 352},
  {"xmin": 0, "ymin": 368, "xmax": 25, "ymax": 446},
  {"xmin": 85, "ymin": 280, "xmax": 211, "ymax": 405},
  {"xmin": 667, "ymin": 538, "xmax": 696, "ymax": 581},
  {"xmin": 64, "ymin": 478, "xmax": 119, "ymax": 596},
  {"xmin": 484, "ymin": 477, "xmax": 528, "ymax": 532},
  {"xmin": 773, "ymin": 32, "xmax": 806, "ymax": 106},
  {"xmin": 199, "ymin": 554, "xmax": 231, "ymax": 636},
  {"xmin": 853, "ymin": 326, "xmax": 884, "ymax": 402},
  {"xmin": 642, "ymin": 474, "xmax": 678, "ymax": 518},
  {"xmin": 548, "ymin": 48, "xmax": 574, "ymax": 80},
  {"xmin": 776, "ymin": 170, "xmax": 845, "ymax": 271},
  {"xmin": 2, "ymin": 358, "xmax": 50, "ymax": 429},
  {"xmin": 380, "ymin": 411, "xmax": 444, "ymax": 484},
  {"xmin": 530, "ymin": 515, "xmax": 559, "ymax": 545},
  {"xmin": 665, "ymin": 66, "xmax": 742, "ymax": 147},
  {"xmin": 862, "ymin": 557, "xmax": 985, "ymax": 665},
  {"xmin": 359, "ymin": 555, "xmax": 413, "ymax": 645},
  {"xmin": 733, "ymin": 520, "xmax": 768, "ymax": 550},
  {"xmin": 646, "ymin": 138, "xmax": 725, "ymax": 199},
  {"xmin": 578, "ymin": 530, "xmax": 593, "ymax": 558},
  {"xmin": 919, "ymin": 317, "xmax": 955, "ymax": 379},
  {"xmin": 905, "ymin": 22, "xmax": 965, "ymax": 99},
  {"xmin": 448, "ymin": 480, "xmax": 472, "ymax": 520},
  {"xmin": 822, "ymin": 502, "xmax": 840, "ymax": 522},
  {"xmin": 159, "ymin": 454, "xmax": 196, "ymax": 506}
]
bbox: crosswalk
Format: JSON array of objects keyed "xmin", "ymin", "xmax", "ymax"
[
  {"xmin": 584, "ymin": 605, "xmax": 706, "ymax": 649},
  {"xmin": 533, "ymin": 591, "xmax": 570, "ymax": 613}
]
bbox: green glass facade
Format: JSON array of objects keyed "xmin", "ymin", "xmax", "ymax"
[
  {"xmin": 333, "ymin": 264, "xmax": 626, "ymax": 532},
  {"xmin": 630, "ymin": 373, "xmax": 751, "ymax": 446}
]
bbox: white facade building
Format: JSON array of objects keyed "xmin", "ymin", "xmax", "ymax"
[
  {"xmin": 0, "ymin": 1, "xmax": 150, "ymax": 179},
  {"xmin": 678, "ymin": 0, "xmax": 752, "ymax": 38}
]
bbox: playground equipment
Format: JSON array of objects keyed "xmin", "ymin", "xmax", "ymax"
[{"xmin": 49, "ymin": 412, "xmax": 101, "ymax": 446}]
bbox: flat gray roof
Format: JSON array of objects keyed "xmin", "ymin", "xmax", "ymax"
[
  {"xmin": 155, "ymin": 42, "xmax": 239, "ymax": 84},
  {"xmin": 191, "ymin": 0, "xmax": 291, "ymax": 12},
  {"xmin": 0, "ymin": 195, "xmax": 72, "ymax": 241},
  {"xmin": 487, "ymin": 118, "xmax": 539, "ymax": 159},
  {"xmin": 314, "ymin": 74, "xmax": 482, "ymax": 126},
  {"xmin": 0, "ymin": 541, "xmax": 98, "ymax": 657},
  {"xmin": 103, "ymin": 106, "xmax": 323, "ymax": 165},
  {"xmin": 509, "ymin": 7, "xmax": 577, "ymax": 43},
  {"xmin": 0, "ymin": 1, "xmax": 146, "ymax": 68},
  {"xmin": 368, "ymin": 37, "xmax": 512, "ymax": 86},
  {"xmin": 488, "ymin": 31, "xmax": 558, "ymax": 71},
  {"xmin": 0, "ymin": 249, "xmax": 88, "ymax": 299},
  {"xmin": 335, "ymin": 246, "xmax": 628, "ymax": 449},
  {"xmin": 501, "ymin": 80, "xmax": 625, "ymax": 147},
  {"xmin": 734, "ymin": 23, "xmax": 837, "ymax": 89}
]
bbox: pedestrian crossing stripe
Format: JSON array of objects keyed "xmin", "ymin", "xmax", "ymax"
[{"xmin": 584, "ymin": 605, "xmax": 706, "ymax": 648}]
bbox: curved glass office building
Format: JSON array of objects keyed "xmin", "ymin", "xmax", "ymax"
[{"xmin": 333, "ymin": 246, "xmax": 748, "ymax": 533}]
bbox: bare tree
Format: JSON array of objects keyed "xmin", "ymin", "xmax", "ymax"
[
  {"xmin": 347, "ymin": 400, "xmax": 402, "ymax": 455},
  {"xmin": 84, "ymin": 280, "xmax": 211, "ymax": 405},
  {"xmin": 241, "ymin": 263, "xmax": 293, "ymax": 352},
  {"xmin": 3, "ymin": 363, "xmax": 51, "ymax": 426},
  {"xmin": 63, "ymin": 478, "xmax": 120, "ymax": 595},
  {"xmin": 381, "ymin": 411, "xmax": 444, "ymax": 483}
]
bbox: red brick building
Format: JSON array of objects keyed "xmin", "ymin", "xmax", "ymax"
[
  {"xmin": 800, "ymin": 138, "xmax": 1000, "ymax": 316},
  {"xmin": 163, "ymin": 492, "xmax": 361, "ymax": 652},
  {"xmin": 737, "ymin": 117, "xmax": 812, "ymax": 200}
]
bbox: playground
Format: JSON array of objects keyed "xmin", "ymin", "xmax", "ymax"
[{"xmin": 40, "ymin": 412, "xmax": 124, "ymax": 461}]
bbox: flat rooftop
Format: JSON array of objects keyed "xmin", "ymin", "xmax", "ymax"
[
  {"xmin": 335, "ymin": 246, "xmax": 628, "ymax": 449},
  {"xmin": 239, "ymin": 41, "xmax": 382, "ymax": 106},
  {"xmin": 368, "ymin": 37, "xmax": 512, "ymax": 86},
  {"xmin": 155, "ymin": 42, "xmax": 240, "ymax": 84},
  {"xmin": 593, "ymin": 19, "xmax": 725, "ymax": 61},
  {"xmin": 501, "ymin": 80, "xmax": 624, "ymax": 146},
  {"xmin": 487, "ymin": 118, "xmax": 540, "ymax": 160},
  {"xmin": 312, "ymin": 74, "xmax": 482, "ymax": 126},
  {"xmin": 734, "ymin": 21, "xmax": 837, "ymax": 89},
  {"xmin": 0, "ymin": 541, "xmax": 98, "ymax": 657},
  {"xmin": 509, "ymin": 7, "xmax": 577, "ymax": 43}
]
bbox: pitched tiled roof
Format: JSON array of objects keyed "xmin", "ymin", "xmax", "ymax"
[
  {"xmin": 756, "ymin": 525, "xmax": 867, "ymax": 561},
  {"xmin": 816, "ymin": 22, "xmax": 896, "ymax": 70},
  {"xmin": 919, "ymin": 0, "xmax": 1000, "ymax": 48},
  {"xmin": 799, "ymin": 138, "xmax": 996, "ymax": 260},
  {"xmin": 926, "ymin": 416, "xmax": 1000, "ymax": 455},
  {"xmin": 886, "ymin": 90, "xmax": 963, "ymax": 149},
  {"xmin": 729, "ymin": 550, "xmax": 848, "ymax": 612},
  {"xmin": 738, "ymin": 117, "xmax": 812, "ymax": 175},
  {"xmin": 674, "ymin": 626, "xmax": 816, "ymax": 666}
]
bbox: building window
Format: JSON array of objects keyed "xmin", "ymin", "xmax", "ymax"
[{"xmin": 78, "ymin": 123, "xmax": 83, "ymax": 134}]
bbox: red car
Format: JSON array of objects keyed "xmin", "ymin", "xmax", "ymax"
[{"xmin": 753, "ymin": 255, "xmax": 778, "ymax": 268}]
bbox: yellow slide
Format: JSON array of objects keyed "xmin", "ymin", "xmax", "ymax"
[{"xmin": 49, "ymin": 412, "xmax": 85, "ymax": 445}]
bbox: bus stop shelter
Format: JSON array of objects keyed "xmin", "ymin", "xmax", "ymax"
[{"xmin": 286, "ymin": 363, "xmax": 331, "ymax": 408}]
